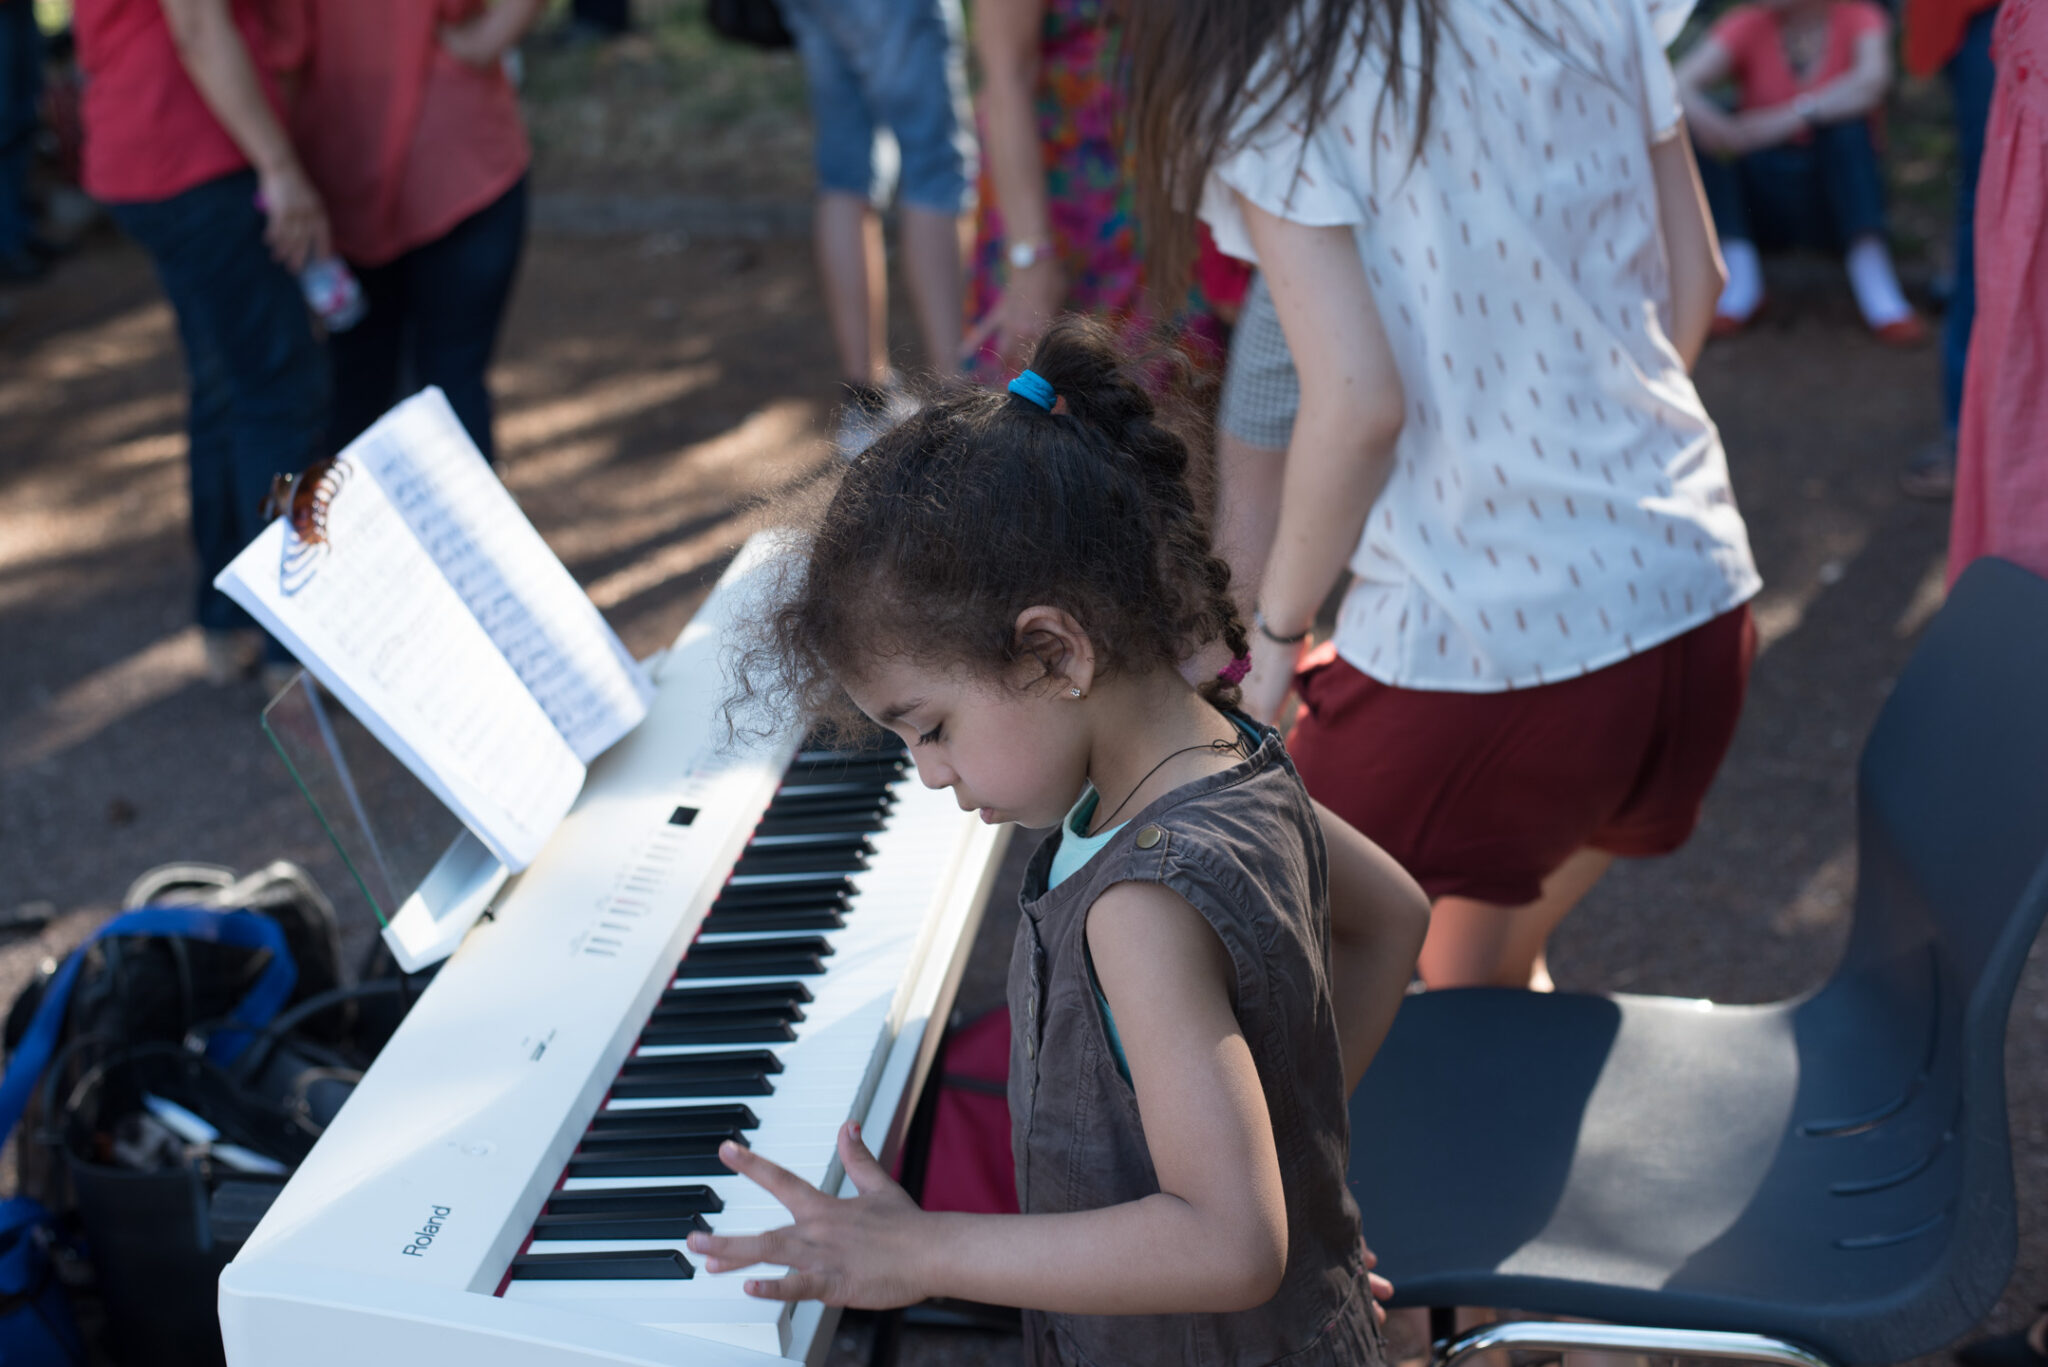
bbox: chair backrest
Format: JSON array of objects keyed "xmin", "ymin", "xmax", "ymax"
[
  {"xmin": 1838, "ymin": 557, "xmax": 2048, "ymax": 1016},
  {"xmin": 1813, "ymin": 557, "xmax": 2048, "ymax": 1351}
]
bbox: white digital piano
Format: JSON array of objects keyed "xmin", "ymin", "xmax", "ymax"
[{"xmin": 219, "ymin": 539, "xmax": 1013, "ymax": 1366}]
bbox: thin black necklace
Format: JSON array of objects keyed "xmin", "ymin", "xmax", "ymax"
[{"xmin": 1086, "ymin": 731, "xmax": 1251, "ymax": 837}]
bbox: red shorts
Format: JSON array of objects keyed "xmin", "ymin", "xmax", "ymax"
[{"xmin": 1290, "ymin": 606, "xmax": 1757, "ymax": 907}]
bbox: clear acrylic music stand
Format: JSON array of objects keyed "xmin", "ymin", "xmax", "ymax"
[{"xmin": 261, "ymin": 671, "xmax": 508, "ymax": 972}]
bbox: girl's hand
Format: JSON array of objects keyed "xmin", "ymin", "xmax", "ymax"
[
  {"xmin": 1239, "ymin": 630, "xmax": 1306, "ymax": 728},
  {"xmin": 687, "ymin": 1122, "xmax": 933, "ymax": 1309},
  {"xmin": 1363, "ymin": 1238, "xmax": 1394, "ymax": 1325},
  {"xmin": 962, "ymin": 256, "xmax": 1067, "ymax": 373}
]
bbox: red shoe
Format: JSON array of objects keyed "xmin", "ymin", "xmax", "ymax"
[
  {"xmin": 1872, "ymin": 313, "xmax": 1929, "ymax": 347},
  {"xmin": 1710, "ymin": 297, "xmax": 1766, "ymax": 337}
]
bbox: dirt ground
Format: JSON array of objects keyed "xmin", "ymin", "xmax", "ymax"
[{"xmin": 1, "ymin": 204, "xmax": 2042, "ymax": 1367}]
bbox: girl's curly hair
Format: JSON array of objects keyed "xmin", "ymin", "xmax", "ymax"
[{"xmin": 729, "ymin": 316, "xmax": 1249, "ymax": 738}]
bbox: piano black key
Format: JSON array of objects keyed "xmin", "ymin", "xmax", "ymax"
[
  {"xmin": 754, "ymin": 811, "xmax": 890, "ymax": 838},
  {"xmin": 772, "ymin": 780, "xmax": 896, "ymax": 801},
  {"xmin": 613, "ymin": 1050, "xmax": 782, "ymax": 1098},
  {"xmin": 638, "ymin": 1014, "xmax": 799, "ymax": 1045},
  {"xmin": 724, "ymin": 870, "xmax": 854, "ymax": 893},
  {"xmin": 701, "ymin": 907, "xmax": 844, "ymax": 935},
  {"xmin": 743, "ymin": 830, "xmax": 879, "ymax": 852},
  {"xmin": 783, "ymin": 755, "xmax": 906, "ymax": 779},
  {"xmin": 795, "ymin": 733, "xmax": 904, "ymax": 764},
  {"xmin": 587, "ymin": 1103, "xmax": 760, "ymax": 1136},
  {"xmin": 713, "ymin": 882, "xmax": 852, "ymax": 911},
  {"xmin": 577, "ymin": 1131, "xmax": 735, "ymax": 1158},
  {"xmin": 731, "ymin": 848, "xmax": 869, "ymax": 878},
  {"xmin": 566, "ymin": 1150, "xmax": 735, "ymax": 1179},
  {"xmin": 654, "ymin": 982, "xmax": 812, "ymax": 1014},
  {"xmin": 543, "ymin": 1185, "xmax": 724, "ymax": 1217},
  {"xmin": 760, "ymin": 795, "xmax": 894, "ymax": 821},
  {"xmin": 674, "ymin": 940, "xmax": 833, "ymax": 979},
  {"xmin": 532, "ymin": 1210, "xmax": 711, "ymax": 1241},
  {"xmin": 511, "ymin": 1250, "xmax": 692, "ymax": 1281}
]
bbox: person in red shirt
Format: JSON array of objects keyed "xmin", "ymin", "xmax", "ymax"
[
  {"xmin": 282, "ymin": 0, "xmax": 543, "ymax": 464},
  {"xmin": 1676, "ymin": 0, "xmax": 1928, "ymax": 344},
  {"xmin": 74, "ymin": 0, "xmax": 329, "ymax": 684},
  {"xmin": 1898, "ymin": 0, "xmax": 2001, "ymax": 499}
]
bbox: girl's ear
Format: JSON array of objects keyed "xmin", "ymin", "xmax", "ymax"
[{"xmin": 1012, "ymin": 604, "xmax": 1097, "ymax": 697}]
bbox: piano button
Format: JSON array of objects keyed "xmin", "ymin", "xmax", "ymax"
[
  {"xmin": 543, "ymin": 1185, "xmax": 724, "ymax": 1217},
  {"xmin": 533, "ymin": 1211, "xmax": 711, "ymax": 1241},
  {"xmin": 510, "ymin": 1250, "xmax": 693, "ymax": 1281},
  {"xmin": 654, "ymin": 982, "xmax": 811, "ymax": 1014}
]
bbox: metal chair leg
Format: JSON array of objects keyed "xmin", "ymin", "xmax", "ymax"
[{"xmin": 1432, "ymin": 1320, "xmax": 1834, "ymax": 1367}]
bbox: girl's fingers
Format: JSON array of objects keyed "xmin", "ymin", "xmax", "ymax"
[
  {"xmin": 687, "ymin": 1227, "xmax": 790, "ymax": 1272},
  {"xmin": 744, "ymin": 1271, "xmax": 829, "ymax": 1303},
  {"xmin": 1368, "ymin": 1270, "xmax": 1394, "ymax": 1302},
  {"xmin": 835, "ymin": 1121, "xmax": 896, "ymax": 1195},
  {"xmin": 719, "ymin": 1140, "xmax": 822, "ymax": 1212}
]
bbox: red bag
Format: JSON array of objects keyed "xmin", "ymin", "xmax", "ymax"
[{"xmin": 907, "ymin": 1008, "xmax": 1017, "ymax": 1216}]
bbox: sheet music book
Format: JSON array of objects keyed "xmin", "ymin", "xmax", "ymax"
[{"xmin": 215, "ymin": 389, "xmax": 655, "ymax": 871}]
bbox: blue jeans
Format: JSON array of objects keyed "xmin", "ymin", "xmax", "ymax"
[
  {"xmin": 0, "ymin": 0, "xmax": 40, "ymax": 257},
  {"xmin": 776, "ymin": 0, "xmax": 974, "ymax": 213},
  {"xmin": 1697, "ymin": 118, "xmax": 1890, "ymax": 253},
  {"xmin": 1942, "ymin": 5, "xmax": 1998, "ymax": 433},
  {"xmin": 108, "ymin": 170, "xmax": 329, "ymax": 635},
  {"xmin": 327, "ymin": 176, "xmax": 528, "ymax": 463}
]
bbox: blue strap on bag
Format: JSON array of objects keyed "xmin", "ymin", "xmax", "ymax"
[
  {"xmin": 0, "ymin": 1196, "xmax": 86, "ymax": 1366},
  {"xmin": 0, "ymin": 906, "xmax": 296, "ymax": 1156}
]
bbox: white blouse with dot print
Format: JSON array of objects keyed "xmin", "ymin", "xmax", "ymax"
[{"xmin": 1201, "ymin": 0, "xmax": 1760, "ymax": 692}]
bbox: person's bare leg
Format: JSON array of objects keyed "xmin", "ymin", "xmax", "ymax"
[
  {"xmin": 899, "ymin": 204, "xmax": 966, "ymax": 374},
  {"xmin": 1418, "ymin": 847, "xmax": 1616, "ymax": 990},
  {"xmin": 815, "ymin": 191, "xmax": 888, "ymax": 386}
]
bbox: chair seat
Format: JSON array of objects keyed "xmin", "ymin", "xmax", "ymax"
[{"xmin": 1349, "ymin": 981, "xmax": 1995, "ymax": 1366}]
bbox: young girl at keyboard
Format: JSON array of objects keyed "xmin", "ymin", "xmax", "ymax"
[{"xmin": 698, "ymin": 317, "xmax": 1429, "ymax": 1365}]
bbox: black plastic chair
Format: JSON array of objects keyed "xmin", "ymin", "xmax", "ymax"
[{"xmin": 1348, "ymin": 557, "xmax": 2048, "ymax": 1367}]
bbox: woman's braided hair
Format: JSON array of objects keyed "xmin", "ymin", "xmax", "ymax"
[{"xmin": 730, "ymin": 316, "xmax": 1249, "ymax": 738}]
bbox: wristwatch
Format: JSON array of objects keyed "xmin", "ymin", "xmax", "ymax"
[{"xmin": 1007, "ymin": 239, "xmax": 1053, "ymax": 271}]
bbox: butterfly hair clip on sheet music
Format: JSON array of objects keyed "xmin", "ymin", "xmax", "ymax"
[{"xmin": 262, "ymin": 455, "xmax": 351, "ymax": 547}]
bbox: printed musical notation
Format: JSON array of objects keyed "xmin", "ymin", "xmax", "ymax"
[{"xmin": 215, "ymin": 388, "xmax": 654, "ymax": 871}]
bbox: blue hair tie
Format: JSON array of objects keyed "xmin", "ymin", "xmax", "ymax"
[{"xmin": 1007, "ymin": 368, "xmax": 1056, "ymax": 412}]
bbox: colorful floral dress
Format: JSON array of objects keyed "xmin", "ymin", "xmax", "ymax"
[{"xmin": 965, "ymin": 0, "xmax": 1246, "ymax": 375}]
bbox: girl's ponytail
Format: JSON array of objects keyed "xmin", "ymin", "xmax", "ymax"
[{"xmin": 1024, "ymin": 320, "xmax": 1250, "ymax": 709}]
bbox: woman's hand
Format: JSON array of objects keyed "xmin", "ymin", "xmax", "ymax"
[
  {"xmin": 256, "ymin": 162, "xmax": 330, "ymax": 271},
  {"xmin": 438, "ymin": 13, "xmax": 506, "ymax": 68},
  {"xmin": 962, "ymin": 255, "xmax": 1067, "ymax": 372},
  {"xmin": 1238, "ymin": 629, "xmax": 1306, "ymax": 728},
  {"xmin": 687, "ymin": 1122, "xmax": 934, "ymax": 1309}
]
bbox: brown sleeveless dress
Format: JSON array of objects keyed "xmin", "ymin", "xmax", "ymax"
[{"xmin": 1006, "ymin": 721, "xmax": 1388, "ymax": 1366}]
